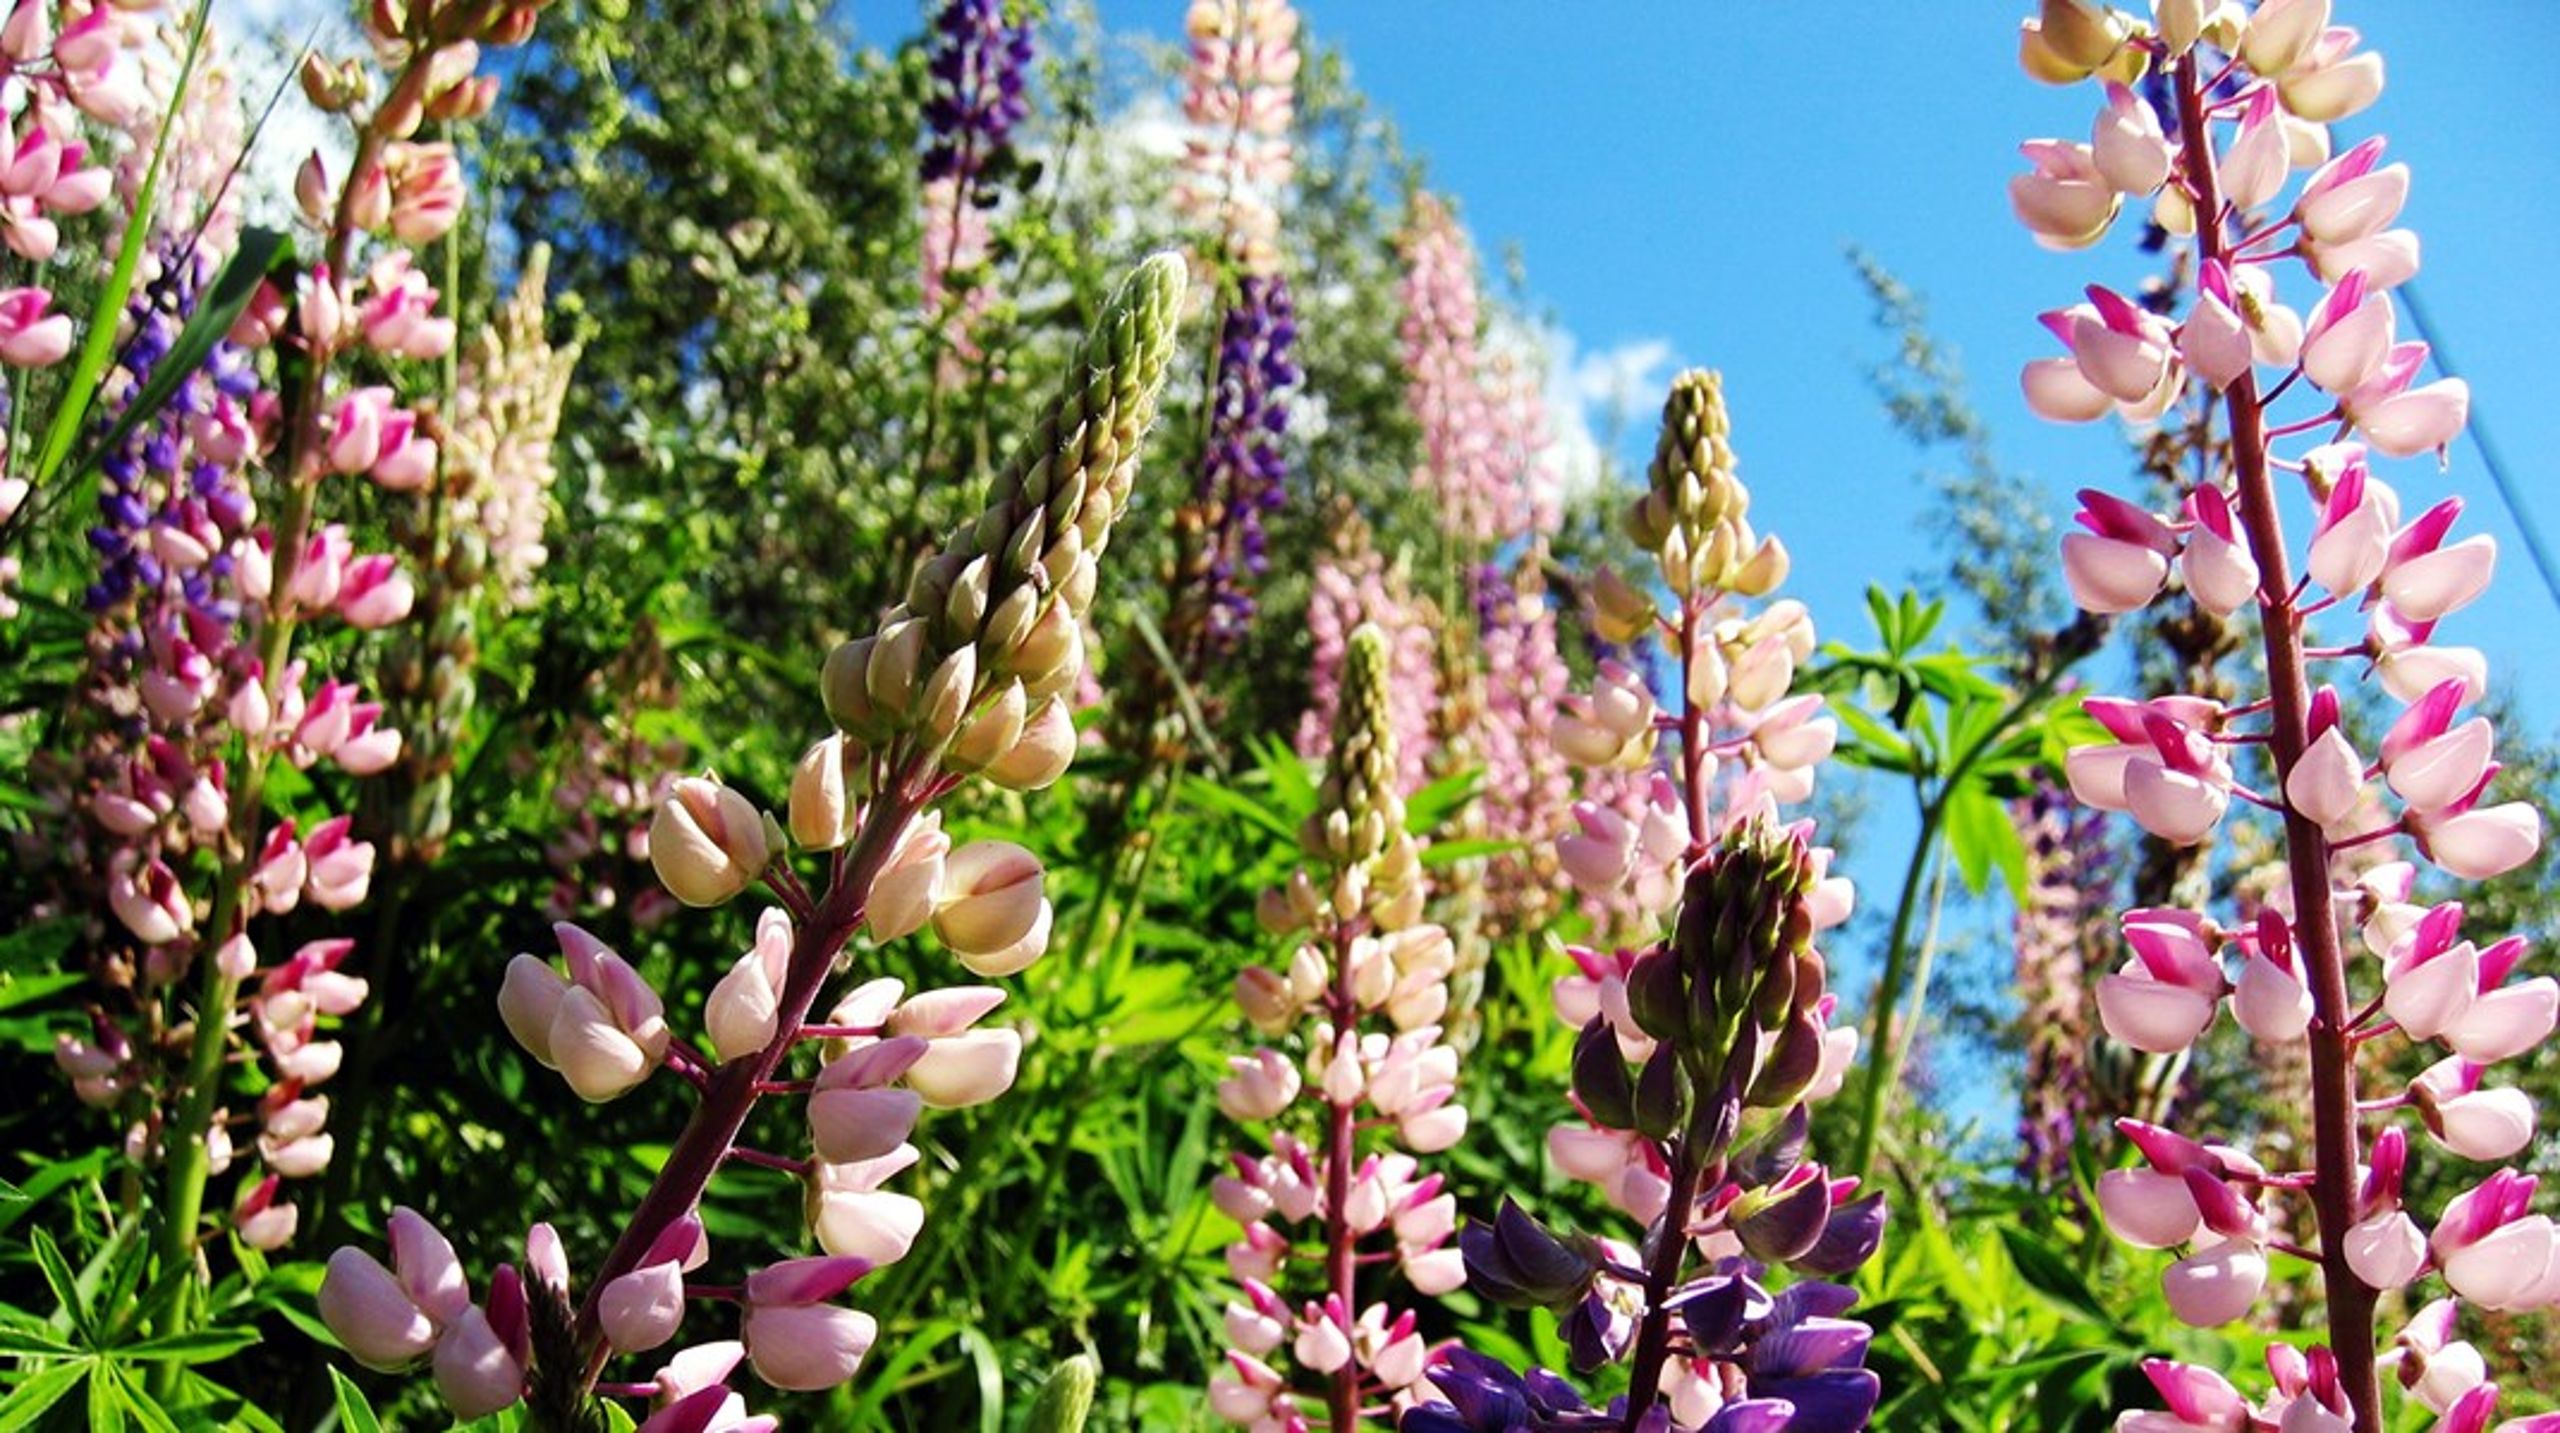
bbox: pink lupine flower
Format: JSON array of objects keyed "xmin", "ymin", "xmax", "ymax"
[
  {"xmin": 2091, "ymin": 82, "xmax": 2169, "ymax": 193},
  {"xmin": 2009, "ymin": 138, "xmax": 2119, "ymax": 249},
  {"xmin": 368, "ymin": 408, "xmax": 438, "ymax": 491},
  {"xmin": 320, "ymin": 1206, "xmax": 471, "ymax": 1369},
  {"xmin": 2163, "ymin": 1237, "xmax": 2270, "ymax": 1328},
  {"xmin": 0, "ymin": 286, "xmax": 70, "ymax": 366},
  {"xmin": 2097, "ymin": 907, "xmax": 2226, "ymax": 1054},
  {"xmin": 336, "ymin": 553, "xmax": 414, "ymax": 628},
  {"xmin": 2217, "ymin": 87, "xmax": 2288, "ymax": 213},
  {"xmin": 649, "ymin": 775, "xmax": 772, "ymax": 908},
  {"xmin": 599, "ymin": 1217, "xmax": 705, "ymax": 1355},
  {"xmin": 810, "ymin": 1147, "xmax": 927, "ymax": 1266},
  {"xmin": 2278, "ymin": 24, "xmax": 2386, "ymax": 122},
  {"xmin": 498, "ymin": 923, "xmax": 673, "ymax": 1101},
  {"xmin": 2120, "ymin": 709, "xmax": 2233, "ymax": 845},
  {"xmin": 109, "ymin": 855, "xmax": 191, "ymax": 945},
  {"xmin": 302, "ymin": 816, "xmax": 376, "ymax": 912},
  {"xmin": 235, "ymin": 1175, "xmax": 300, "ymax": 1251},
  {"xmin": 2179, "ymin": 483, "xmax": 2259, "ymax": 615},
  {"xmin": 2430, "ymin": 1172, "xmax": 2560, "ymax": 1312},
  {"xmin": 2411, "ymin": 1058, "xmax": 2534, "ymax": 1162},
  {"xmin": 2381, "ymin": 499, "xmax": 2496, "ymax": 624},
  {"xmin": 2341, "ymin": 342, "xmax": 2470, "ymax": 459},
  {"xmin": 2409, "ymin": 799, "xmax": 2543, "ymax": 881},
  {"xmin": 324, "ymin": 387, "xmax": 395, "ymax": 474},
  {"xmin": 2285, "ymin": 688, "xmax": 2365, "ymax": 828},
  {"xmin": 930, "ymin": 840, "xmax": 1049, "ymax": 976},
  {"xmin": 2180, "ymin": 260, "xmax": 2255, "ymax": 392},
  {"xmin": 740, "ymin": 1257, "xmax": 877, "ymax": 1392},
  {"xmin": 2063, "ymin": 485, "xmax": 2178, "ymax": 613},
  {"xmin": 2233, "ymin": 913, "xmax": 2314, "ymax": 1043},
  {"xmin": 703, "ymin": 907, "xmax": 793, "ymax": 1062},
  {"xmin": 432, "ymin": 1273, "xmax": 528, "ymax": 1419},
  {"xmin": 2298, "ymin": 138, "xmax": 2408, "ymax": 249},
  {"xmin": 2382, "ymin": 679, "xmax": 2493, "ymax": 813},
  {"xmin": 2067, "ymin": 285, "xmax": 2180, "ymax": 406},
  {"xmin": 383, "ymin": 141, "xmax": 465, "ymax": 244},
  {"xmin": 2302, "ymin": 269, "xmax": 2398, "ymax": 398}
]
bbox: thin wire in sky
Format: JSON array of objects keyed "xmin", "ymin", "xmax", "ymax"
[{"xmin": 2399, "ymin": 279, "xmax": 2560, "ymax": 619}]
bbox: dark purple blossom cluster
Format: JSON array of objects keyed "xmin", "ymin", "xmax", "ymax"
[
  {"xmin": 920, "ymin": 0, "xmax": 1034, "ymax": 190},
  {"xmin": 85, "ymin": 254, "xmax": 259, "ymax": 713},
  {"xmin": 1406, "ymin": 1270, "xmax": 1880, "ymax": 1433},
  {"xmin": 1192, "ymin": 272, "xmax": 1296, "ymax": 651}
]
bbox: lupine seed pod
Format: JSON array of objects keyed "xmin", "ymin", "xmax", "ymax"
[{"xmin": 829, "ymin": 255, "xmax": 1186, "ymax": 768}]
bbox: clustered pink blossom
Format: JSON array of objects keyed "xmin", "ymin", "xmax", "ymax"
[
  {"xmin": 2016, "ymin": 3, "xmax": 2554, "ymax": 1426},
  {"xmin": 1175, "ymin": 0, "xmax": 1298, "ymax": 272},
  {"xmin": 1397, "ymin": 196, "xmax": 1551, "ymax": 550},
  {"xmin": 1214, "ymin": 624, "xmax": 1466, "ymax": 1432},
  {"xmin": 50, "ymin": 0, "xmax": 539, "ymax": 1275},
  {"xmin": 1296, "ymin": 535, "xmax": 1439, "ymax": 795}
]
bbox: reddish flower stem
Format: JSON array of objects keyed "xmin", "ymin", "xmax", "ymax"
[
  {"xmin": 2173, "ymin": 55, "xmax": 2380, "ymax": 1428},
  {"xmin": 1322, "ymin": 923, "xmax": 1361, "ymax": 1433},
  {"xmin": 1617, "ymin": 1139, "xmax": 1706, "ymax": 1430},
  {"xmin": 572, "ymin": 780, "xmax": 926, "ymax": 1385}
]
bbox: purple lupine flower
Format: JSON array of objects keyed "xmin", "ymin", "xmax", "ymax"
[
  {"xmin": 920, "ymin": 0, "xmax": 1033, "ymax": 191},
  {"xmin": 2012, "ymin": 779, "xmax": 2112, "ymax": 1187},
  {"xmin": 84, "ymin": 252, "xmax": 259, "ymax": 718},
  {"xmin": 1191, "ymin": 272, "xmax": 1296, "ymax": 652}
]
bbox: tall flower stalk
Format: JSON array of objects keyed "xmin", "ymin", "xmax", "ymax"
[
  {"xmin": 317, "ymin": 255, "xmax": 1185, "ymax": 1428},
  {"xmin": 2016, "ymin": 2, "xmax": 2551, "ymax": 1425},
  {"xmin": 1403, "ymin": 372, "xmax": 1881, "ymax": 1432},
  {"xmin": 1210, "ymin": 622, "xmax": 1468, "ymax": 1432}
]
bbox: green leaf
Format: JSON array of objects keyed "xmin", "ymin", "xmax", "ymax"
[
  {"xmin": 24, "ymin": 4, "xmax": 211, "ymax": 492},
  {"xmin": 328, "ymin": 1368, "xmax": 383, "ymax": 1433},
  {"xmin": 63, "ymin": 229, "xmax": 296, "ymax": 491},
  {"xmin": 1994, "ymin": 1224, "xmax": 2114, "ymax": 1327},
  {"xmin": 30, "ymin": 1229, "xmax": 87, "ymax": 1342},
  {"xmin": 0, "ymin": 1358, "xmax": 90, "ymax": 1431},
  {"xmin": 1831, "ymin": 702, "xmax": 1917, "ymax": 774},
  {"xmin": 113, "ymin": 1328, "xmax": 260, "ymax": 1363},
  {"xmin": 0, "ymin": 1326, "xmax": 78, "ymax": 1358}
]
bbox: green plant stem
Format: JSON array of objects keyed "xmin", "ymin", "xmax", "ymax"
[
  {"xmin": 146, "ymin": 54, "xmax": 433, "ymax": 1396},
  {"xmin": 1848, "ymin": 658, "xmax": 2073, "ymax": 1179}
]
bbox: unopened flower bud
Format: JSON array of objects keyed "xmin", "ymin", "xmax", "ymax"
[
  {"xmin": 649, "ymin": 776, "xmax": 770, "ymax": 907},
  {"xmin": 788, "ymin": 735, "xmax": 855, "ymax": 850}
]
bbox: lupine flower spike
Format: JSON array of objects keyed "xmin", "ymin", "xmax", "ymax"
[
  {"xmin": 1401, "ymin": 372, "xmax": 1879, "ymax": 1433},
  {"xmin": 1212, "ymin": 623, "xmax": 1468, "ymax": 1431},
  {"xmin": 2014, "ymin": 3, "xmax": 2552, "ymax": 1427},
  {"xmin": 322, "ymin": 254, "xmax": 1187, "ymax": 1426}
]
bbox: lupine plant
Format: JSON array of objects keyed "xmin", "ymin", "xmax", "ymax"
[
  {"xmin": 2012, "ymin": 1, "xmax": 2555, "ymax": 1426},
  {"xmin": 315, "ymin": 253, "xmax": 1186, "ymax": 1428},
  {"xmin": 1209, "ymin": 622, "xmax": 1469, "ymax": 1431},
  {"xmin": 38, "ymin": 0, "xmax": 532, "ymax": 1374},
  {"xmin": 1399, "ymin": 371, "xmax": 1883, "ymax": 1432}
]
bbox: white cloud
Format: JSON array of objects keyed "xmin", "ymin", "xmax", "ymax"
[{"xmin": 1494, "ymin": 318, "xmax": 1676, "ymax": 506}]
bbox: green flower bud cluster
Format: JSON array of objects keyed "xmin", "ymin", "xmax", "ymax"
[
  {"xmin": 1624, "ymin": 369, "xmax": 1790, "ymax": 600},
  {"xmin": 1291, "ymin": 623, "xmax": 1427, "ymax": 933},
  {"xmin": 1587, "ymin": 820, "xmax": 1829, "ymax": 1138},
  {"xmin": 824, "ymin": 254, "xmax": 1186, "ymax": 786}
]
